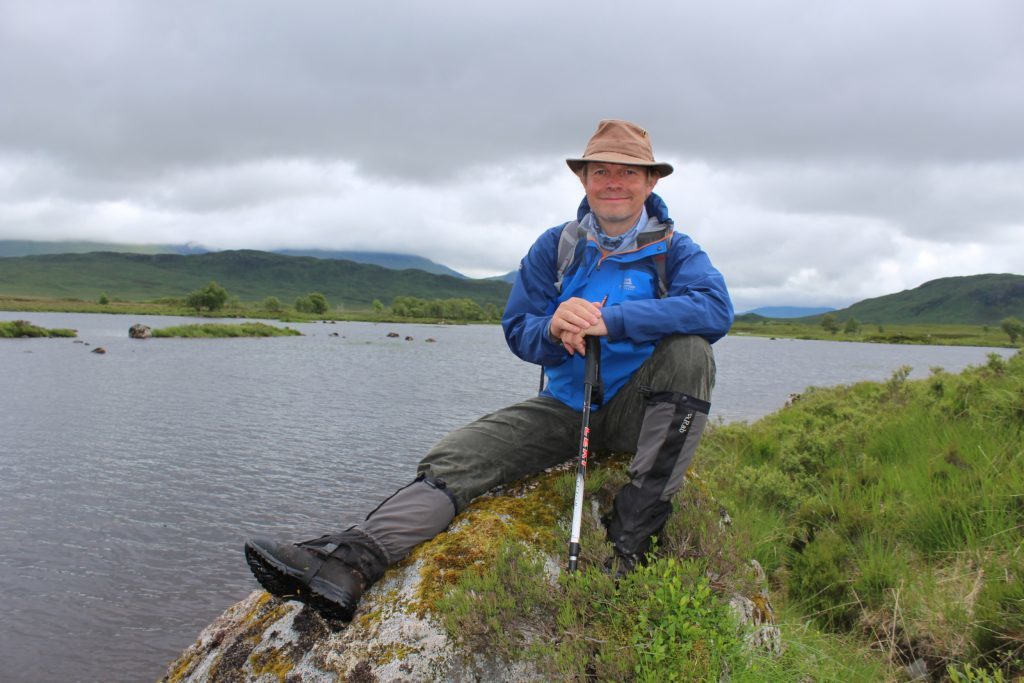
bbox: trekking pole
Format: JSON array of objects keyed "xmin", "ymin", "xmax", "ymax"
[{"xmin": 568, "ymin": 334, "xmax": 601, "ymax": 572}]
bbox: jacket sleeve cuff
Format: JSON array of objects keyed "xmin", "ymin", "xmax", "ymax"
[
  {"xmin": 602, "ymin": 305, "xmax": 625, "ymax": 340},
  {"xmin": 543, "ymin": 316, "xmax": 561, "ymax": 345}
]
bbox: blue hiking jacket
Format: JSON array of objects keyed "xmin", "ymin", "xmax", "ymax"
[{"xmin": 502, "ymin": 193, "xmax": 733, "ymax": 411}]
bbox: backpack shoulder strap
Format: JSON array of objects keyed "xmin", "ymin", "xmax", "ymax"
[
  {"xmin": 554, "ymin": 220, "xmax": 587, "ymax": 293},
  {"xmin": 637, "ymin": 227, "xmax": 674, "ymax": 298}
]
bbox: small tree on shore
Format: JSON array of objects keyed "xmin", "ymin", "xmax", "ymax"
[
  {"xmin": 308, "ymin": 292, "xmax": 329, "ymax": 315},
  {"xmin": 843, "ymin": 317, "xmax": 860, "ymax": 335},
  {"xmin": 295, "ymin": 292, "xmax": 329, "ymax": 315},
  {"xmin": 821, "ymin": 313, "xmax": 839, "ymax": 336},
  {"xmin": 185, "ymin": 281, "xmax": 229, "ymax": 312},
  {"xmin": 1001, "ymin": 317, "xmax": 1023, "ymax": 345}
]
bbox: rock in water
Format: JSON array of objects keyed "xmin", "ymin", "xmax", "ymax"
[{"xmin": 129, "ymin": 324, "xmax": 152, "ymax": 339}]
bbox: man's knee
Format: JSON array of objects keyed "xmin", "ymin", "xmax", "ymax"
[
  {"xmin": 417, "ymin": 397, "xmax": 579, "ymax": 510},
  {"xmin": 645, "ymin": 334, "xmax": 716, "ymax": 399}
]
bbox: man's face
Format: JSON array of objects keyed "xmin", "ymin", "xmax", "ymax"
[{"xmin": 580, "ymin": 162, "xmax": 658, "ymax": 236}]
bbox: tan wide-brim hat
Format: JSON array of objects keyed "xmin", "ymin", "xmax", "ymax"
[{"xmin": 566, "ymin": 119, "xmax": 674, "ymax": 177}]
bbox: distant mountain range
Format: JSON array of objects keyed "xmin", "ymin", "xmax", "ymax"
[
  {"xmin": 487, "ymin": 271, "xmax": 518, "ymax": 284},
  {"xmin": 0, "ymin": 240, "xmax": 204, "ymax": 257},
  {"xmin": 274, "ymin": 249, "xmax": 465, "ymax": 278},
  {"xmin": 0, "ymin": 241, "xmax": 466, "ymax": 278},
  {"xmin": 742, "ymin": 306, "xmax": 836, "ymax": 318}
]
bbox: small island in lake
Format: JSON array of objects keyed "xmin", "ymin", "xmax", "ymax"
[
  {"xmin": 147, "ymin": 323, "xmax": 302, "ymax": 338},
  {"xmin": 0, "ymin": 319, "xmax": 76, "ymax": 338}
]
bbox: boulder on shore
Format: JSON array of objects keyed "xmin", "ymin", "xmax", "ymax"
[{"xmin": 129, "ymin": 324, "xmax": 152, "ymax": 339}]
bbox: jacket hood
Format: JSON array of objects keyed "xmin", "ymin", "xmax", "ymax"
[{"xmin": 576, "ymin": 192, "xmax": 671, "ymax": 226}]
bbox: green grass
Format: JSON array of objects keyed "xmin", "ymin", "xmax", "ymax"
[
  {"xmin": 732, "ymin": 319, "xmax": 1018, "ymax": 348},
  {"xmin": 0, "ymin": 319, "xmax": 76, "ymax": 338},
  {"xmin": 150, "ymin": 323, "xmax": 302, "ymax": 338},
  {"xmin": 729, "ymin": 603, "xmax": 894, "ymax": 682},
  {"xmin": 699, "ymin": 350, "xmax": 1024, "ymax": 678},
  {"xmin": 418, "ymin": 351, "xmax": 1024, "ymax": 680}
]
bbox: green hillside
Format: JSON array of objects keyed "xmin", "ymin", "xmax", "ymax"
[
  {"xmin": 830, "ymin": 273, "xmax": 1024, "ymax": 325},
  {"xmin": 0, "ymin": 250, "xmax": 510, "ymax": 309}
]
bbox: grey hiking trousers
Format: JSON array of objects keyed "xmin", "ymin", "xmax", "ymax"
[{"xmin": 349, "ymin": 334, "xmax": 716, "ymax": 574}]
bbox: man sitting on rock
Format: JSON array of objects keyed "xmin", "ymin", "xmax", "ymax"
[{"xmin": 245, "ymin": 119, "xmax": 734, "ymax": 621}]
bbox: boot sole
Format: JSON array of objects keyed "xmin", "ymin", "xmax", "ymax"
[{"xmin": 244, "ymin": 542, "xmax": 357, "ymax": 622}]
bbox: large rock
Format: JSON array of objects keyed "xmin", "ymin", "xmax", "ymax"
[
  {"xmin": 161, "ymin": 460, "xmax": 779, "ymax": 682},
  {"xmin": 161, "ymin": 563, "xmax": 540, "ymax": 682},
  {"xmin": 129, "ymin": 324, "xmax": 152, "ymax": 339}
]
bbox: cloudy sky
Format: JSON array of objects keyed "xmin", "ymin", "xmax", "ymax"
[{"xmin": 2, "ymin": 0, "xmax": 1022, "ymax": 311}]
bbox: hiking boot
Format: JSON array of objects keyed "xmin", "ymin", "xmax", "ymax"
[
  {"xmin": 605, "ymin": 550, "xmax": 642, "ymax": 580},
  {"xmin": 244, "ymin": 537, "xmax": 366, "ymax": 621}
]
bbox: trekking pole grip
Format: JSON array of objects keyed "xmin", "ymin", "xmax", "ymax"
[{"xmin": 584, "ymin": 335, "xmax": 600, "ymax": 387}]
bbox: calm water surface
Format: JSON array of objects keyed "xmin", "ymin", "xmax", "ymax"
[{"xmin": 0, "ymin": 312, "xmax": 1014, "ymax": 682}]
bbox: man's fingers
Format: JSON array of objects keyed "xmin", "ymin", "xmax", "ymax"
[
  {"xmin": 559, "ymin": 330, "xmax": 588, "ymax": 356},
  {"xmin": 586, "ymin": 319, "xmax": 608, "ymax": 338},
  {"xmin": 549, "ymin": 297, "xmax": 608, "ymax": 344},
  {"xmin": 553, "ymin": 298, "xmax": 602, "ymax": 329}
]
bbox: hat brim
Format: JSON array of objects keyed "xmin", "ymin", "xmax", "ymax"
[{"xmin": 566, "ymin": 153, "xmax": 674, "ymax": 178}]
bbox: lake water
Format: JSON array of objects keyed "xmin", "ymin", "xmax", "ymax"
[{"xmin": 0, "ymin": 312, "xmax": 1015, "ymax": 682}]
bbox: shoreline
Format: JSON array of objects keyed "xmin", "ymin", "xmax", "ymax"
[{"xmin": 3, "ymin": 299, "xmax": 1018, "ymax": 348}]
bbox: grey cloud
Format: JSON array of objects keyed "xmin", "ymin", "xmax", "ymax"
[
  {"xmin": 734, "ymin": 161, "xmax": 1024, "ymax": 242},
  {"xmin": 2, "ymin": 0, "xmax": 1022, "ymax": 311},
  {"xmin": 4, "ymin": 0, "xmax": 1024, "ymax": 182}
]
